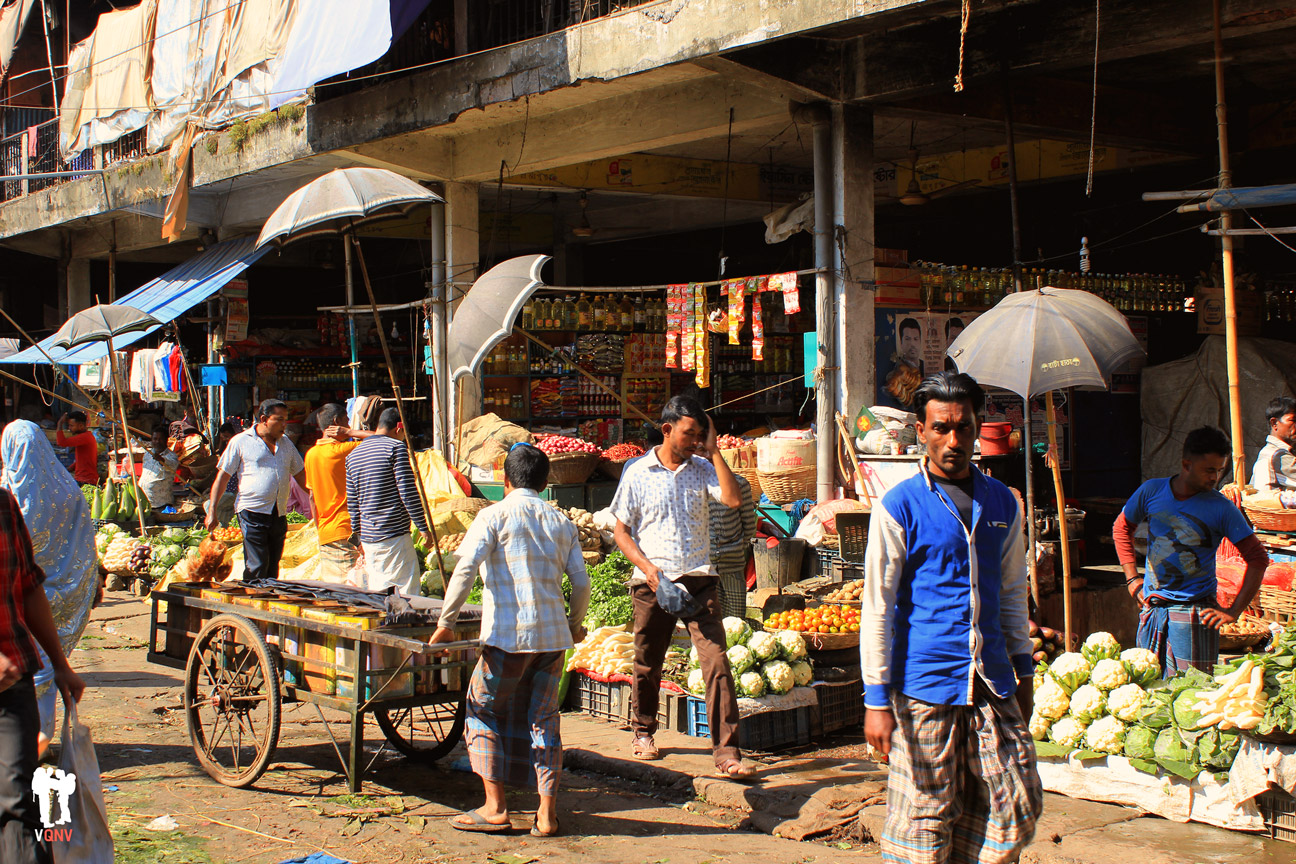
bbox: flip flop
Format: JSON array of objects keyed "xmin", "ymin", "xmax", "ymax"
[
  {"xmin": 448, "ymin": 810, "xmax": 511, "ymax": 833},
  {"xmin": 530, "ymin": 818, "xmax": 561, "ymax": 838},
  {"xmin": 713, "ymin": 759, "xmax": 757, "ymax": 781}
]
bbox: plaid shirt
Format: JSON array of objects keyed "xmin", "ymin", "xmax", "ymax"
[
  {"xmin": 439, "ymin": 489, "xmax": 591, "ymax": 653},
  {"xmin": 0, "ymin": 488, "xmax": 44, "ymax": 675}
]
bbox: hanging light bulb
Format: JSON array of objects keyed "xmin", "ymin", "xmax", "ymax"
[{"xmin": 1079, "ymin": 237, "xmax": 1091, "ymax": 274}]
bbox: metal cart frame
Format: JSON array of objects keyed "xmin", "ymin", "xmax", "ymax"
[{"xmin": 147, "ymin": 586, "xmax": 480, "ymax": 792}]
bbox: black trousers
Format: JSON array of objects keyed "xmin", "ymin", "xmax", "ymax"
[
  {"xmin": 0, "ymin": 676, "xmax": 50, "ymax": 864},
  {"xmin": 239, "ymin": 507, "xmax": 287, "ymax": 584}
]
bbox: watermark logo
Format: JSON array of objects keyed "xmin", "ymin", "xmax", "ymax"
[
  {"xmin": 1038, "ymin": 357, "xmax": 1082, "ymax": 370},
  {"xmin": 32, "ymin": 765, "xmax": 76, "ymax": 843}
]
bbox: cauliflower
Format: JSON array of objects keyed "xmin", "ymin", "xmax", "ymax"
[
  {"xmin": 1033, "ymin": 661, "xmax": 1049, "ymax": 691},
  {"xmin": 1090, "ymin": 658, "xmax": 1129, "ymax": 691},
  {"xmin": 1084, "ymin": 715, "xmax": 1127, "ymax": 754},
  {"xmin": 762, "ymin": 660, "xmax": 795, "ymax": 695},
  {"xmin": 1029, "ymin": 712, "xmax": 1053, "ymax": 741},
  {"xmin": 1048, "ymin": 715, "xmax": 1089, "ymax": 749},
  {"xmin": 1069, "ymin": 684, "xmax": 1107, "ymax": 723},
  {"xmin": 1047, "ymin": 653, "xmax": 1092, "ymax": 694},
  {"xmin": 1035, "ymin": 676, "xmax": 1071, "ymax": 720},
  {"xmin": 687, "ymin": 668, "xmax": 706, "ymax": 696},
  {"xmin": 722, "ymin": 616, "xmax": 752, "ymax": 648},
  {"xmin": 688, "ymin": 646, "xmax": 701, "ymax": 669},
  {"xmin": 774, "ymin": 630, "xmax": 808, "ymax": 661},
  {"xmin": 790, "ymin": 660, "xmax": 814, "ymax": 687},
  {"xmin": 1120, "ymin": 647, "xmax": 1161, "ymax": 686},
  {"xmin": 738, "ymin": 670, "xmax": 766, "ymax": 698},
  {"xmin": 1081, "ymin": 632, "xmax": 1122, "ymax": 665},
  {"xmin": 747, "ymin": 630, "xmax": 779, "ymax": 662},
  {"xmin": 1106, "ymin": 683, "xmax": 1148, "ymax": 723},
  {"xmin": 726, "ymin": 644, "xmax": 755, "ymax": 675}
]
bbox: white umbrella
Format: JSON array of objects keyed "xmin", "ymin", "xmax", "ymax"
[{"xmin": 256, "ymin": 167, "xmax": 443, "ymax": 248}]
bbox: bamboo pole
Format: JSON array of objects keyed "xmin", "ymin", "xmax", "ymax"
[
  {"xmin": 1213, "ymin": 0, "xmax": 1247, "ymax": 485},
  {"xmin": 105, "ymin": 332, "xmax": 148, "ymax": 538},
  {"xmin": 351, "ymin": 236, "xmax": 448, "ymax": 593},
  {"xmin": 834, "ymin": 412, "xmax": 871, "ymax": 507},
  {"xmin": 1046, "ymin": 391, "xmax": 1073, "ymax": 651}
]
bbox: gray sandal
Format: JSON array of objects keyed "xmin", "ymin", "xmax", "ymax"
[{"xmin": 449, "ymin": 810, "xmax": 511, "ymax": 833}]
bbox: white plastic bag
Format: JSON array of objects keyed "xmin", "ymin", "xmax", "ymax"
[{"xmin": 53, "ymin": 704, "xmax": 113, "ymax": 863}]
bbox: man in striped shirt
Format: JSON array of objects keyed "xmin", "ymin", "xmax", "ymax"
[
  {"xmin": 344, "ymin": 408, "xmax": 432, "ymax": 595},
  {"xmin": 709, "ymin": 473, "xmax": 756, "ymax": 619}
]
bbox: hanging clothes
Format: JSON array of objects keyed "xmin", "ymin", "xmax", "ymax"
[
  {"xmin": 153, "ymin": 341, "xmax": 174, "ymax": 391},
  {"xmin": 169, "ymin": 344, "xmax": 185, "ymax": 393},
  {"xmin": 130, "ymin": 348, "xmax": 156, "ymax": 396}
]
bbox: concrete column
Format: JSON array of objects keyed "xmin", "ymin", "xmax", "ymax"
[
  {"xmin": 444, "ymin": 181, "xmax": 480, "ymax": 448},
  {"xmin": 832, "ymin": 103, "xmax": 875, "ymax": 420},
  {"xmin": 62, "ymin": 257, "xmax": 91, "ymax": 319}
]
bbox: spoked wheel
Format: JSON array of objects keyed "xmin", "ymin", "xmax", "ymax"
[
  {"xmin": 374, "ymin": 695, "xmax": 466, "ymax": 763},
  {"xmin": 184, "ymin": 613, "xmax": 282, "ymax": 788}
]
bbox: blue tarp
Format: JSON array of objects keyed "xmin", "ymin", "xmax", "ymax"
[{"xmin": 0, "ymin": 237, "xmax": 267, "ymax": 365}]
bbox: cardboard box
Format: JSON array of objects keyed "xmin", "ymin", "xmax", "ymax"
[
  {"xmin": 876, "ymin": 247, "xmax": 909, "ymax": 267},
  {"xmin": 875, "ymin": 265, "xmax": 919, "ymax": 286},
  {"xmin": 874, "ymin": 283, "xmax": 922, "ymax": 306},
  {"xmin": 1196, "ymin": 288, "xmax": 1262, "ymax": 336}
]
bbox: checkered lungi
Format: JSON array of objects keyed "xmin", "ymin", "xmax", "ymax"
[
  {"xmin": 882, "ymin": 681, "xmax": 1043, "ymax": 864},
  {"xmin": 1137, "ymin": 602, "xmax": 1220, "ymax": 677},
  {"xmin": 465, "ymin": 646, "xmax": 566, "ymax": 796}
]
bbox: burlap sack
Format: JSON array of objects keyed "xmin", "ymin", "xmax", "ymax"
[{"xmin": 456, "ymin": 413, "xmax": 533, "ymax": 471}]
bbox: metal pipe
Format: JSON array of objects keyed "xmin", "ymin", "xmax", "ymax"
[
  {"xmin": 810, "ymin": 105, "xmax": 835, "ymax": 500},
  {"xmin": 1213, "ymin": 0, "xmax": 1246, "ymax": 485},
  {"xmin": 344, "ymin": 238, "xmax": 359, "ymax": 398},
  {"xmin": 0, "ymin": 169, "xmax": 104, "ymax": 180},
  {"xmin": 1141, "ymin": 189, "xmax": 1218, "ymax": 201},
  {"xmin": 429, "ymin": 201, "xmax": 448, "ymax": 451},
  {"xmin": 39, "ymin": 1, "xmax": 59, "ymax": 109}
]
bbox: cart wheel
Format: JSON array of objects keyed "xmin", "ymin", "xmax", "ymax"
[
  {"xmin": 374, "ymin": 696, "xmax": 466, "ymax": 763},
  {"xmin": 184, "ymin": 613, "xmax": 281, "ymax": 788}
]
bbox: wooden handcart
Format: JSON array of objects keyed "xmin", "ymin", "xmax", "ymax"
[{"xmin": 147, "ymin": 581, "xmax": 480, "ymax": 793}]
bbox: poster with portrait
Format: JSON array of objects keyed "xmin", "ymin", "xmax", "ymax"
[{"xmin": 875, "ymin": 310, "xmax": 980, "ymax": 410}]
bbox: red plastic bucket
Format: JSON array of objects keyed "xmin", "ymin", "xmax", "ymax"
[{"xmin": 979, "ymin": 422, "xmax": 1014, "ymax": 455}]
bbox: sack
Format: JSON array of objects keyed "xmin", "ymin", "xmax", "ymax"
[
  {"xmin": 455, "ymin": 413, "xmax": 533, "ymax": 471},
  {"xmin": 656, "ymin": 576, "xmax": 703, "ymax": 618},
  {"xmin": 52, "ymin": 704, "xmax": 113, "ymax": 863}
]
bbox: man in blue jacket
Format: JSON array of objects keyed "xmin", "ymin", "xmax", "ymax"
[{"xmin": 861, "ymin": 371, "xmax": 1041, "ymax": 864}]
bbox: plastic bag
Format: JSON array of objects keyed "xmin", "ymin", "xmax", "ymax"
[{"xmin": 53, "ymin": 703, "xmax": 113, "ymax": 863}]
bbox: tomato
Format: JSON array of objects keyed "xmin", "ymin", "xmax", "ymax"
[{"xmin": 849, "ymin": 623, "xmax": 860, "ymax": 632}]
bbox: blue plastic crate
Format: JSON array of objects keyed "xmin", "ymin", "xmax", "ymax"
[{"xmin": 686, "ymin": 695, "xmax": 812, "ymax": 750}]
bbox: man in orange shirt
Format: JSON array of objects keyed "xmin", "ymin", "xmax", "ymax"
[
  {"xmin": 303, "ymin": 404, "xmax": 372, "ymax": 582},
  {"xmin": 55, "ymin": 411, "xmax": 99, "ymax": 485}
]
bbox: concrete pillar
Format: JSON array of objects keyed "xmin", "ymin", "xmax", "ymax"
[
  {"xmin": 444, "ymin": 181, "xmax": 480, "ymax": 448},
  {"xmin": 66, "ymin": 258, "xmax": 92, "ymax": 313},
  {"xmin": 832, "ymin": 103, "xmax": 875, "ymax": 419}
]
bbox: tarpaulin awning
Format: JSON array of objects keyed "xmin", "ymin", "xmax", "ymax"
[{"xmin": 0, "ymin": 237, "xmax": 267, "ymax": 365}]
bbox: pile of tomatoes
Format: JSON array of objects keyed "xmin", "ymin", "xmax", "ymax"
[
  {"xmin": 764, "ymin": 604, "xmax": 861, "ymax": 635},
  {"xmin": 210, "ymin": 526, "xmax": 242, "ymax": 544}
]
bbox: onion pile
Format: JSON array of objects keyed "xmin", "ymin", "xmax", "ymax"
[
  {"xmin": 716, "ymin": 434, "xmax": 747, "ymax": 450},
  {"xmin": 535, "ymin": 434, "xmax": 600, "ymax": 455}
]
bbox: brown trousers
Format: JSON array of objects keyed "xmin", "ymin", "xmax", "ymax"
[{"xmin": 631, "ymin": 576, "xmax": 740, "ymax": 766}]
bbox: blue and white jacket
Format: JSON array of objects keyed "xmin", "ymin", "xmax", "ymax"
[{"xmin": 860, "ymin": 461, "xmax": 1033, "ymax": 709}]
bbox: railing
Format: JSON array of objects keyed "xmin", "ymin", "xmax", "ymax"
[
  {"xmin": 0, "ymin": 131, "xmax": 22, "ymax": 202},
  {"xmin": 102, "ymin": 128, "xmax": 147, "ymax": 167}
]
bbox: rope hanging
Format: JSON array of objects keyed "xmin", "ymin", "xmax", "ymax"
[
  {"xmin": 1085, "ymin": 0, "xmax": 1102, "ymax": 197},
  {"xmin": 954, "ymin": 0, "xmax": 972, "ymax": 92}
]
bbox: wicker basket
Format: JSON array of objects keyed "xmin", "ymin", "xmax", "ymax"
[
  {"xmin": 1256, "ymin": 586, "xmax": 1296, "ymax": 625},
  {"xmin": 1243, "ymin": 505, "xmax": 1296, "ymax": 533},
  {"xmin": 757, "ymin": 465, "xmax": 816, "ymax": 504},
  {"xmin": 804, "ymin": 631, "xmax": 860, "ymax": 652},
  {"xmin": 599, "ymin": 458, "xmax": 631, "ymax": 481},
  {"xmin": 547, "ymin": 452, "xmax": 600, "ymax": 485},
  {"xmin": 434, "ymin": 497, "xmax": 492, "ymax": 516},
  {"xmin": 721, "ymin": 444, "xmax": 762, "ymax": 500}
]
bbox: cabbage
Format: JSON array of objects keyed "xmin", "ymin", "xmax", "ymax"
[
  {"xmin": 687, "ymin": 668, "xmax": 706, "ymax": 696},
  {"xmin": 1123, "ymin": 725, "xmax": 1157, "ymax": 760},
  {"xmin": 747, "ymin": 630, "xmax": 779, "ymax": 662},
  {"xmin": 1120, "ymin": 647, "xmax": 1161, "ymax": 686},
  {"xmin": 1139, "ymin": 687, "xmax": 1176, "ymax": 729},
  {"xmin": 775, "ymin": 630, "xmax": 808, "ymax": 662},
  {"xmin": 1197, "ymin": 728, "xmax": 1241, "ymax": 770},
  {"xmin": 1081, "ymin": 632, "xmax": 1122, "ymax": 665},
  {"xmin": 737, "ymin": 670, "xmax": 766, "ymax": 698},
  {"xmin": 790, "ymin": 660, "xmax": 814, "ymax": 687},
  {"xmin": 722, "ymin": 616, "xmax": 752, "ymax": 648},
  {"xmin": 1069, "ymin": 684, "xmax": 1107, "ymax": 723},
  {"xmin": 1153, "ymin": 727, "xmax": 1197, "ymax": 767},
  {"xmin": 726, "ymin": 644, "xmax": 755, "ymax": 675},
  {"xmin": 762, "ymin": 660, "xmax": 795, "ymax": 695},
  {"xmin": 1172, "ymin": 688, "xmax": 1204, "ymax": 730},
  {"xmin": 1047, "ymin": 653, "xmax": 1092, "ymax": 694}
]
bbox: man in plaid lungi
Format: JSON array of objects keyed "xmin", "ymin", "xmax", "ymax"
[
  {"xmin": 861, "ymin": 372, "xmax": 1042, "ymax": 864},
  {"xmin": 433, "ymin": 444, "xmax": 591, "ymax": 838}
]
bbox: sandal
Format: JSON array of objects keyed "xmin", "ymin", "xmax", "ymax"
[
  {"xmin": 631, "ymin": 735, "xmax": 660, "ymax": 760},
  {"xmin": 448, "ymin": 810, "xmax": 511, "ymax": 833},
  {"xmin": 530, "ymin": 817, "xmax": 561, "ymax": 838},
  {"xmin": 713, "ymin": 759, "xmax": 756, "ymax": 781}
]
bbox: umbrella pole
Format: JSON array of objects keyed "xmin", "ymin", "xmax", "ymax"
[
  {"xmin": 1046, "ymin": 391, "xmax": 1073, "ymax": 651},
  {"xmin": 351, "ymin": 236, "xmax": 448, "ymax": 593},
  {"xmin": 106, "ymin": 337, "xmax": 148, "ymax": 538}
]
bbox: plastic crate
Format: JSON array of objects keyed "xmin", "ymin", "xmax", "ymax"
[
  {"xmin": 686, "ymin": 696, "xmax": 812, "ymax": 751},
  {"xmin": 570, "ymin": 674, "xmax": 631, "ymax": 724},
  {"xmin": 814, "ymin": 547, "xmax": 840, "ymax": 580},
  {"xmin": 836, "ymin": 511, "xmax": 870, "ymax": 563},
  {"xmin": 812, "ymin": 680, "xmax": 865, "ymax": 733},
  {"xmin": 1259, "ymin": 787, "xmax": 1296, "ymax": 843},
  {"xmin": 657, "ymin": 690, "xmax": 688, "ymax": 732},
  {"xmin": 836, "ymin": 561, "xmax": 865, "ymax": 584}
]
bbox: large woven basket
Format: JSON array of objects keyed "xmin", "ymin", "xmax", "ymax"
[
  {"xmin": 599, "ymin": 458, "xmax": 631, "ymax": 481},
  {"xmin": 434, "ymin": 497, "xmax": 492, "ymax": 516},
  {"xmin": 757, "ymin": 465, "xmax": 816, "ymax": 504},
  {"xmin": 1256, "ymin": 586, "xmax": 1296, "ymax": 625},
  {"xmin": 547, "ymin": 452, "xmax": 600, "ymax": 485},
  {"xmin": 1243, "ymin": 504, "xmax": 1296, "ymax": 533},
  {"xmin": 721, "ymin": 444, "xmax": 762, "ymax": 499}
]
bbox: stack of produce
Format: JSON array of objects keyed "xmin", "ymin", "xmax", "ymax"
[
  {"xmin": 547, "ymin": 503, "xmax": 605, "ymax": 562},
  {"xmin": 1029, "ymin": 620, "xmax": 1069, "ymax": 664},
  {"xmin": 567, "ymin": 625, "xmax": 634, "ymax": 676},
  {"xmin": 100, "ymin": 533, "xmax": 145, "ymax": 575},
  {"xmin": 602, "ymin": 443, "xmax": 644, "ymax": 461},
  {"xmin": 578, "ymin": 551, "xmax": 634, "ymax": 628},
  {"xmin": 143, "ymin": 527, "xmax": 211, "ymax": 580},
  {"xmin": 687, "ymin": 618, "xmax": 813, "ymax": 698},
  {"xmin": 89, "ymin": 476, "xmax": 150, "ymax": 522},
  {"xmin": 716, "ymin": 434, "xmax": 747, "ymax": 451},
  {"xmin": 535, "ymin": 434, "xmax": 600, "ymax": 455},
  {"xmin": 822, "ymin": 579, "xmax": 863, "ymax": 603},
  {"xmin": 763, "ymin": 605, "xmax": 860, "ymax": 634}
]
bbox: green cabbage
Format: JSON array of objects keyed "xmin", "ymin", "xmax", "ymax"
[
  {"xmin": 1153, "ymin": 728, "xmax": 1197, "ymax": 767},
  {"xmin": 1139, "ymin": 687, "xmax": 1176, "ymax": 729},
  {"xmin": 1172, "ymin": 688, "xmax": 1204, "ymax": 730},
  {"xmin": 1197, "ymin": 728, "xmax": 1241, "ymax": 770},
  {"xmin": 1123, "ymin": 725, "xmax": 1157, "ymax": 760}
]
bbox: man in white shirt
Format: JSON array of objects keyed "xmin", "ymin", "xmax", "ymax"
[
  {"xmin": 137, "ymin": 427, "xmax": 179, "ymax": 508},
  {"xmin": 1252, "ymin": 395, "xmax": 1296, "ymax": 494},
  {"xmin": 611, "ymin": 396, "xmax": 752, "ymax": 779}
]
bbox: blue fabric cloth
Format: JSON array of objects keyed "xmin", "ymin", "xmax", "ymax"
[
  {"xmin": 1121, "ymin": 477, "xmax": 1254, "ymax": 604},
  {"xmin": 277, "ymin": 854, "xmax": 351, "ymax": 864},
  {"xmin": 0, "ymin": 421, "xmax": 97, "ymax": 737}
]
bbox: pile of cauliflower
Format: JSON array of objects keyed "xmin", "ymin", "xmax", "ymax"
[
  {"xmin": 1030, "ymin": 631, "xmax": 1161, "ymax": 756},
  {"xmin": 685, "ymin": 617, "xmax": 813, "ymax": 699}
]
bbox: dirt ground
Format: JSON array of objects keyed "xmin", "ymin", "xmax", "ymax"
[{"xmin": 72, "ymin": 593, "xmax": 884, "ymax": 864}]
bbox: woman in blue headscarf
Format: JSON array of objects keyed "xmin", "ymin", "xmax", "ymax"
[{"xmin": 0, "ymin": 420, "xmax": 98, "ymax": 743}]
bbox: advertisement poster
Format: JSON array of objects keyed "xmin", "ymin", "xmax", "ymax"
[
  {"xmin": 224, "ymin": 279, "xmax": 249, "ymax": 343},
  {"xmin": 875, "ymin": 310, "xmax": 979, "ymax": 411}
]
